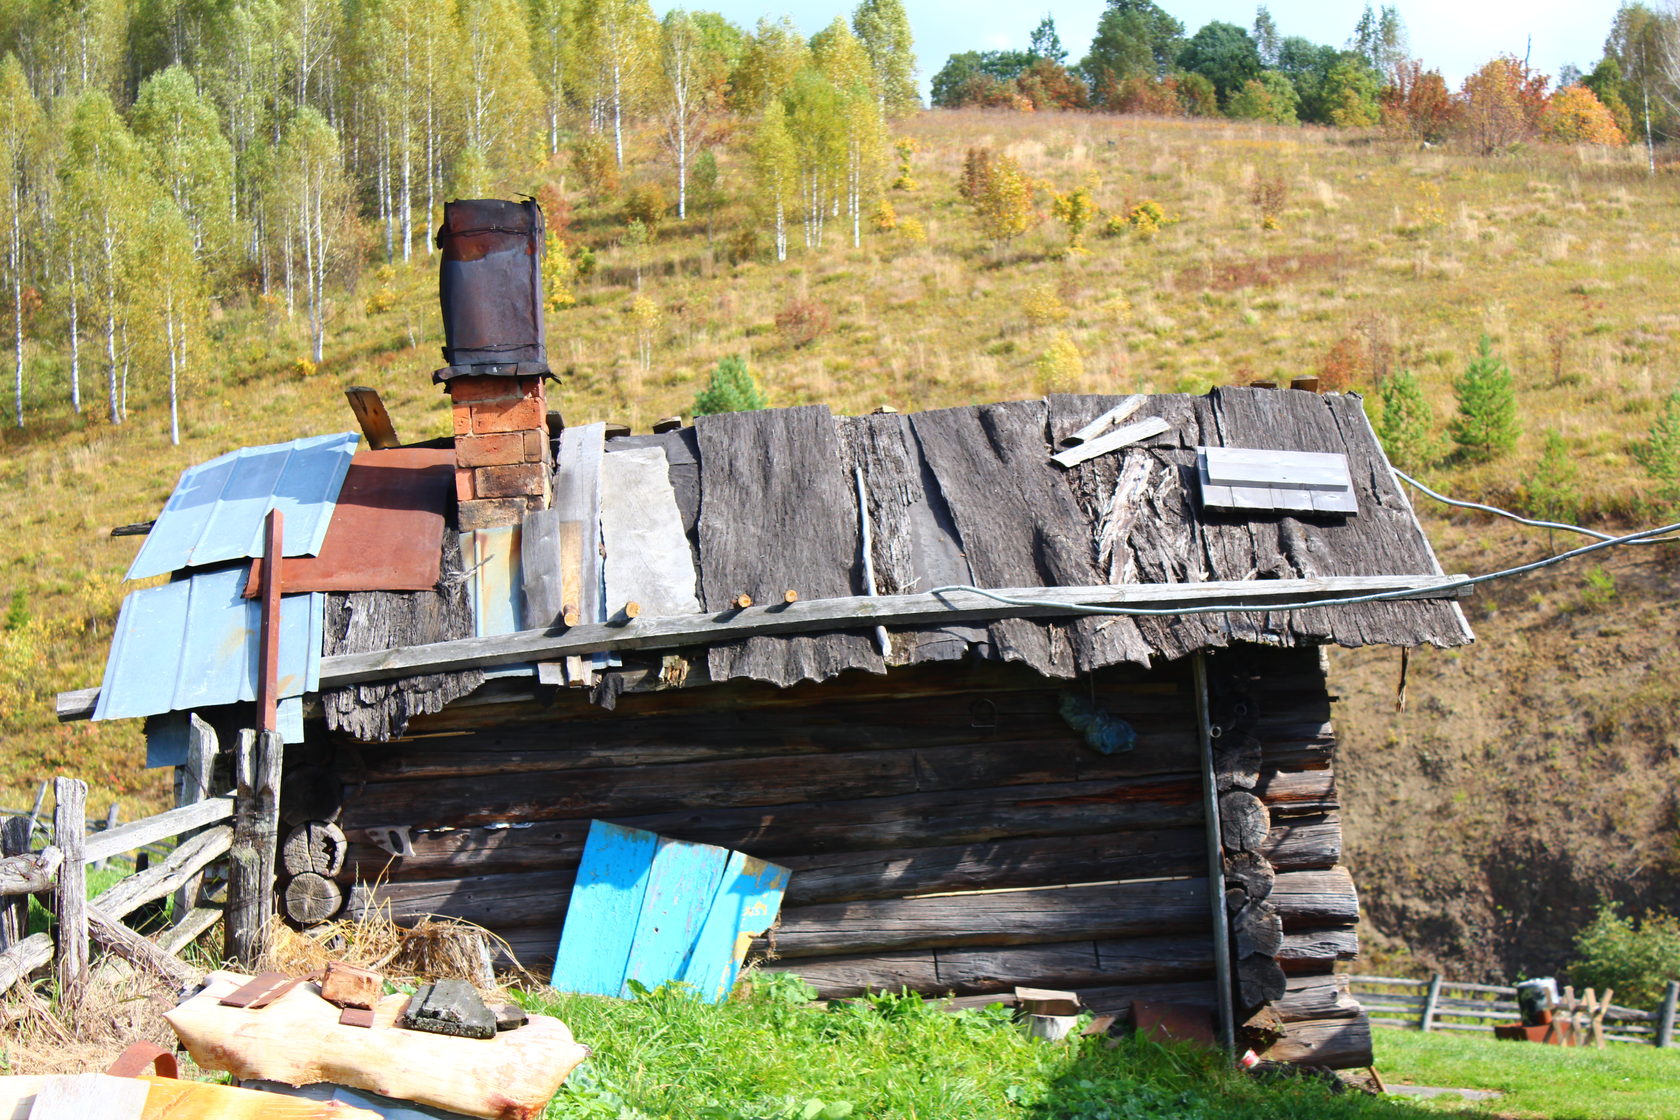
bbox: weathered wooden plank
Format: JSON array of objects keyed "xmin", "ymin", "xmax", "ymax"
[
  {"xmin": 344, "ymin": 387, "xmax": 400, "ymax": 449},
  {"xmin": 601, "ymin": 445, "xmax": 701, "ymax": 618},
  {"xmin": 696, "ymin": 405, "xmax": 883, "ymax": 686},
  {"xmin": 1061, "ymin": 395, "xmax": 1146, "ymax": 446},
  {"xmin": 0, "ymin": 933, "xmax": 52, "ymax": 1000},
  {"xmin": 52, "ymin": 778, "xmax": 87, "ymax": 999},
  {"xmin": 157, "ymin": 906, "xmax": 222, "ymax": 956},
  {"xmin": 0, "ymin": 817, "xmax": 30, "ymax": 949},
  {"xmin": 312, "ymin": 575, "xmax": 1466, "ymax": 689},
  {"xmin": 87, "ymin": 905, "xmax": 197, "ymax": 987},
  {"xmin": 27, "ymin": 1073, "xmax": 150, "ymax": 1120},
  {"xmin": 622, "ymin": 836, "xmax": 729, "ymax": 995},
  {"xmin": 92, "ymin": 826, "xmax": 232, "ymax": 921},
  {"xmin": 550, "ymin": 821, "xmax": 658, "ymax": 996},
  {"xmin": 172, "ymin": 714, "xmax": 218, "ymax": 924},
  {"xmin": 1051, "ymin": 416, "xmax": 1173, "ymax": 469},
  {"xmin": 82, "ymin": 796, "xmax": 234, "ymax": 865},
  {"xmin": 1271, "ymin": 867, "xmax": 1358, "ymax": 928},
  {"xmin": 680, "ymin": 853, "xmax": 790, "ymax": 1003}
]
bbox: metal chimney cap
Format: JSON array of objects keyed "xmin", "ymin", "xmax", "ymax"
[{"xmin": 435, "ymin": 197, "xmax": 551, "ymax": 382}]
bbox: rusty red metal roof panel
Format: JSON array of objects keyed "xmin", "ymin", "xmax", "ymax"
[{"xmin": 245, "ymin": 447, "xmax": 454, "ymax": 597}]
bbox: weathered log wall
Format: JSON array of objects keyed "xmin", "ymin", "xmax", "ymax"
[{"xmin": 326, "ymin": 645, "xmax": 1366, "ymax": 1066}]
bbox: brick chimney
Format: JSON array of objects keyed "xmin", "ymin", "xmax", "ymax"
[{"xmin": 435, "ymin": 198, "xmax": 553, "ymax": 531}]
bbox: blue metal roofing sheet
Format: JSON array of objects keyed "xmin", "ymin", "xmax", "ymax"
[
  {"xmin": 92, "ymin": 566, "xmax": 323, "ymax": 723},
  {"xmin": 126, "ymin": 432, "xmax": 361, "ymax": 580}
]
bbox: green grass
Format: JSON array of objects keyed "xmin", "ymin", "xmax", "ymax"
[
  {"xmin": 1374, "ymin": 1026, "xmax": 1680, "ymax": 1119},
  {"xmin": 521, "ymin": 979, "xmax": 1446, "ymax": 1120}
]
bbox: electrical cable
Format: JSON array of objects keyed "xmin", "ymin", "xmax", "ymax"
[
  {"xmin": 926, "ymin": 518, "xmax": 1680, "ymax": 618},
  {"xmin": 1392, "ymin": 467, "xmax": 1680, "ymax": 546}
]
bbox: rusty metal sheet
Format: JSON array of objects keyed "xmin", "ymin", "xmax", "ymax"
[
  {"xmin": 245, "ymin": 448, "xmax": 453, "ymax": 597},
  {"xmin": 435, "ymin": 198, "xmax": 549, "ymax": 379}
]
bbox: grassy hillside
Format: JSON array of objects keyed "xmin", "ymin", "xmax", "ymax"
[{"xmin": 2, "ymin": 110, "xmax": 1676, "ymax": 976}]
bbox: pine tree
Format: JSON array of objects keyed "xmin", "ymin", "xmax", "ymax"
[
  {"xmin": 693, "ymin": 355, "xmax": 766, "ymax": 415},
  {"xmin": 852, "ymin": 0, "xmax": 918, "ymax": 116},
  {"xmin": 1447, "ymin": 335, "xmax": 1520, "ymax": 464},
  {"xmin": 1522, "ymin": 429, "xmax": 1579, "ymax": 526},
  {"xmin": 1029, "ymin": 16, "xmax": 1066, "ymax": 65},
  {"xmin": 1375, "ymin": 368, "xmax": 1441, "ymax": 473},
  {"xmin": 1634, "ymin": 389, "xmax": 1680, "ymax": 513}
]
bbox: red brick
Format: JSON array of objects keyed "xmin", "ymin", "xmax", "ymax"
[
  {"xmin": 446, "ymin": 376, "xmax": 527, "ymax": 404},
  {"xmin": 524, "ymin": 429, "xmax": 549, "ymax": 463},
  {"xmin": 470, "ymin": 395, "xmax": 545, "ymax": 435},
  {"xmin": 457, "ymin": 496, "xmax": 536, "ymax": 531},
  {"xmin": 474, "ymin": 462, "xmax": 548, "ymax": 499},
  {"xmin": 456, "ymin": 432, "xmax": 529, "ymax": 468},
  {"xmin": 454, "ymin": 467, "xmax": 475, "ymax": 502},
  {"xmin": 451, "ymin": 401, "xmax": 473, "ymax": 436}
]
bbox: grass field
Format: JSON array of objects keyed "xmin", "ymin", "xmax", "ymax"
[{"xmin": 2, "ymin": 108, "xmax": 1678, "ymax": 977}]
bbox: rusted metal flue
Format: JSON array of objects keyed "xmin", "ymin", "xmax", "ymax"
[{"xmin": 434, "ymin": 198, "xmax": 549, "ymax": 381}]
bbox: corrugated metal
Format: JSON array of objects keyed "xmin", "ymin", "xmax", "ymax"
[
  {"xmin": 93, "ymin": 566, "xmax": 323, "ymax": 724},
  {"xmin": 126, "ymin": 433, "xmax": 361, "ymax": 581}
]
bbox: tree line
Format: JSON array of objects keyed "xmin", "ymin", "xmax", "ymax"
[
  {"xmin": 0, "ymin": 0, "xmax": 917, "ymax": 441},
  {"xmin": 932, "ymin": 1, "xmax": 1653, "ymax": 150}
]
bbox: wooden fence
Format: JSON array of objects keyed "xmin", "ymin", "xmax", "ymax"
[
  {"xmin": 1351, "ymin": 974, "xmax": 1680, "ymax": 1047},
  {"xmin": 0, "ymin": 718, "xmax": 284, "ymax": 1009}
]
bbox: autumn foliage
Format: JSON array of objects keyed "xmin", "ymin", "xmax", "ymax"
[
  {"xmin": 1380, "ymin": 60, "xmax": 1457, "ymax": 143},
  {"xmin": 1457, "ymin": 56, "xmax": 1549, "ymax": 153},
  {"xmin": 1543, "ymin": 85, "xmax": 1628, "ymax": 146}
]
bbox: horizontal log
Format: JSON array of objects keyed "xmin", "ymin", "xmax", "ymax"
[
  {"xmin": 945, "ymin": 979, "xmax": 1218, "ymax": 1019},
  {"xmin": 1270, "ymin": 867, "xmax": 1358, "ymax": 928},
  {"xmin": 1277, "ymin": 927, "xmax": 1359, "ymax": 964},
  {"xmin": 56, "ymin": 687, "xmax": 99, "ymax": 721},
  {"xmin": 0, "ymin": 933, "xmax": 52, "ymax": 998},
  {"xmin": 312, "ymin": 575, "xmax": 1469, "ymax": 688},
  {"xmin": 1259, "ymin": 1013, "xmax": 1373, "ymax": 1069},
  {"xmin": 1252, "ymin": 768, "xmax": 1336, "ymax": 814},
  {"xmin": 82, "ymin": 797, "xmax": 234, "ymax": 865},
  {"xmin": 1275, "ymin": 972, "xmax": 1360, "ymax": 1023},
  {"xmin": 342, "ymin": 772, "xmax": 1206, "ymax": 840},
  {"xmin": 90, "ymin": 827, "xmax": 232, "ymax": 921},
  {"xmin": 752, "ymin": 935, "xmax": 1215, "ymax": 999},
  {"xmin": 0, "ymin": 846, "xmax": 61, "ymax": 896}
]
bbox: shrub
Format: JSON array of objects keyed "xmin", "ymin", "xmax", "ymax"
[
  {"xmin": 774, "ymin": 297, "xmax": 832, "ymax": 348},
  {"xmin": 1447, "ymin": 335, "xmax": 1520, "ymax": 463},
  {"xmin": 871, "ymin": 200, "xmax": 898, "ymax": 232},
  {"xmin": 1318, "ymin": 336, "xmax": 1366, "ymax": 392},
  {"xmin": 574, "ymin": 244, "xmax": 597, "ymax": 278},
  {"xmin": 967, "ymin": 152, "xmax": 1034, "ymax": 248},
  {"xmin": 1034, "ymin": 330, "xmax": 1082, "ymax": 391},
  {"xmin": 897, "ymin": 216, "xmax": 927, "ymax": 246},
  {"xmin": 628, "ymin": 295, "xmax": 662, "ymax": 369},
  {"xmin": 958, "ymin": 147, "xmax": 993, "ymax": 204},
  {"xmin": 542, "ymin": 230, "xmax": 578, "ymax": 310},
  {"xmin": 1250, "ymin": 173, "xmax": 1288, "ymax": 231},
  {"xmin": 570, "ymin": 135, "xmax": 619, "ymax": 204},
  {"xmin": 1376, "ymin": 369, "xmax": 1442, "ymax": 473},
  {"xmin": 891, "ymin": 136, "xmax": 918, "ymax": 191},
  {"xmin": 622, "ymin": 184, "xmax": 669, "ymax": 232},
  {"xmin": 1022, "ymin": 284, "xmax": 1069, "ymax": 330},
  {"xmin": 1569, "ymin": 903, "xmax": 1680, "ymax": 1009},
  {"xmin": 693, "ymin": 356, "xmax": 767, "ymax": 416},
  {"xmin": 725, "ymin": 227, "xmax": 762, "ymax": 265},
  {"xmin": 1049, "ymin": 184, "xmax": 1098, "ymax": 254},
  {"xmin": 1116, "ymin": 200, "xmax": 1170, "ymax": 238}
]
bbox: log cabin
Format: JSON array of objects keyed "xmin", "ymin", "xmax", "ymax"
[{"xmin": 61, "ymin": 200, "xmax": 1472, "ymax": 1070}]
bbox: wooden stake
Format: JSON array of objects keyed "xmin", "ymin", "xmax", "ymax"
[
  {"xmin": 1656, "ymin": 981, "xmax": 1678, "ymax": 1048},
  {"xmin": 226, "ymin": 730, "xmax": 283, "ymax": 968},
  {"xmin": 344, "ymin": 387, "xmax": 401, "ymax": 449},
  {"xmin": 173, "ymin": 715, "xmax": 216, "ymax": 925},
  {"xmin": 782, "ymin": 590, "xmax": 799, "ymax": 604},
  {"xmin": 52, "ymin": 778, "xmax": 88, "ymax": 1004},
  {"xmin": 257, "ymin": 509, "xmax": 284, "ymax": 733},
  {"xmin": 0, "ymin": 816, "xmax": 30, "ymax": 951},
  {"xmin": 730, "ymin": 594, "xmax": 753, "ymax": 609},
  {"xmin": 1419, "ymin": 973, "xmax": 1443, "ymax": 1032}
]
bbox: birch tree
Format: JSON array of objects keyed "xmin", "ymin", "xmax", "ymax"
[
  {"xmin": 530, "ymin": 0, "xmax": 578, "ymax": 156},
  {"xmin": 0, "ymin": 55, "xmax": 40, "ymax": 428},
  {"xmin": 273, "ymin": 108, "xmax": 355, "ymax": 365},
  {"xmin": 576, "ymin": 0, "xmax": 659, "ymax": 169},
  {"xmin": 730, "ymin": 17, "xmax": 809, "ymax": 113},
  {"xmin": 852, "ymin": 0, "xmax": 918, "ymax": 115},
  {"xmin": 750, "ymin": 99, "xmax": 796, "ymax": 261},
  {"xmin": 133, "ymin": 197, "xmax": 203, "ymax": 445},
  {"xmin": 458, "ymin": 0, "xmax": 543, "ymax": 191},
  {"xmin": 783, "ymin": 72, "xmax": 847, "ymax": 251},
  {"xmin": 660, "ymin": 10, "xmax": 723, "ymax": 221},
  {"xmin": 131, "ymin": 66, "xmax": 239, "ymax": 283}
]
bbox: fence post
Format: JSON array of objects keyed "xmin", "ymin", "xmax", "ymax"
[
  {"xmin": 1419, "ymin": 972, "xmax": 1444, "ymax": 1033},
  {"xmin": 91, "ymin": 803, "xmax": 119, "ymax": 872},
  {"xmin": 52, "ymin": 778, "xmax": 88, "ymax": 1003},
  {"xmin": 0, "ymin": 816, "xmax": 30, "ymax": 950},
  {"xmin": 226, "ymin": 730, "xmax": 283, "ymax": 968},
  {"xmin": 1658, "ymin": 981, "xmax": 1678, "ymax": 1049},
  {"xmin": 172, "ymin": 715, "xmax": 217, "ymax": 926}
]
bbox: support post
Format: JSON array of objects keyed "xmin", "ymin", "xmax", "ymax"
[
  {"xmin": 52, "ymin": 778, "xmax": 88, "ymax": 1002},
  {"xmin": 1419, "ymin": 972, "xmax": 1443, "ymax": 1032},
  {"xmin": 172, "ymin": 715, "xmax": 217, "ymax": 925},
  {"xmin": 0, "ymin": 816, "xmax": 31, "ymax": 950},
  {"xmin": 1657, "ymin": 981, "xmax": 1678, "ymax": 1049},
  {"xmin": 91, "ymin": 803, "xmax": 119, "ymax": 871},
  {"xmin": 225, "ymin": 730, "xmax": 283, "ymax": 968},
  {"xmin": 257, "ymin": 508, "xmax": 284, "ymax": 733},
  {"xmin": 1192, "ymin": 653, "xmax": 1235, "ymax": 1052}
]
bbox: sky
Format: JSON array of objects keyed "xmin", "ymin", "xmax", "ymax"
[{"xmin": 664, "ymin": 1, "xmax": 1623, "ymax": 101}]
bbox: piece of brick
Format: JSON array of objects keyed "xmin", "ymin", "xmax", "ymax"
[
  {"xmin": 495, "ymin": 1003, "xmax": 528, "ymax": 1031},
  {"xmin": 454, "ymin": 467, "xmax": 475, "ymax": 502},
  {"xmin": 339, "ymin": 1007, "xmax": 376, "ymax": 1028},
  {"xmin": 458, "ymin": 496, "xmax": 534, "ymax": 531},
  {"xmin": 456, "ymin": 432, "xmax": 530, "ymax": 467},
  {"xmin": 474, "ymin": 462, "xmax": 547, "ymax": 499},
  {"xmin": 321, "ymin": 961, "xmax": 384, "ymax": 1010},
  {"xmin": 451, "ymin": 402, "xmax": 473, "ymax": 437},
  {"xmin": 523, "ymin": 429, "xmax": 549, "ymax": 463},
  {"xmin": 469, "ymin": 394, "xmax": 545, "ymax": 434},
  {"xmin": 445, "ymin": 376, "xmax": 527, "ymax": 404}
]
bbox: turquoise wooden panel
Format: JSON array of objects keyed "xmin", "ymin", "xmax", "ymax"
[
  {"xmin": 550, "ymin": 821, "xmax": 660, "ymax": 995},
  {"xmin": 622, "ymin": 836, "xmax": 730, "ymax": 996},
  {"xmin": 680, "ymin": 853, "xmax": 792, "ymax": 1003}
]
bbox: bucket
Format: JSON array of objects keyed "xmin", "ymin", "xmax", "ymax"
[{"xmin": 1516, "ymin": 978, "xmax": 1558, "ymax": 1025}]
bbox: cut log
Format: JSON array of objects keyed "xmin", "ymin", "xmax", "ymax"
[
  {"xmin": 1233, "ymin": 899, "xmax": 1283, "ymax": 959},
  {"xmin": 1258, "ymin": 1012, "xmax": 1373, "ymax": 1069},
  {"xmin": 1223, "ymin": 850, "xmax": 1274, "ymax": 901},
  {"xmin": 1237, "ymin": 955, "xmax": 1288, "ymax": 1009},
  {"xmin": 1219, "ymin": 791, "xmax": 1269, "ymax": 853},
  {"xmin": 1277, "ymin": 927, "xmax": 1359, "ymax": 965},
  {"xmin": 1213, "ymin": 734, "xmax": 1261, "ymax": 792},
  {"xmin": 284, "ymin": 873, "xmax": 344, "ymax": 926},
  {"xmin": 282, "ymin": 821, "xmax": 349, "ymax": 877},
  {"xmin": 1270, "ymin": 867, "xmax": 1358, "ymax": 928},
  {"xmin": 91, "ymin": 826, "xmax": 231, "ymax": 921},
  {"xmin": 1275, "ymin": 971, "xmax": 1360, "ymax": 1022},
  {"xmin": 227, "ymin": 730, "xmax": 284, "ymax": 968},
  {"xmin": 0, "ymin": 846, "xmax": 60, "ymax": 897}
]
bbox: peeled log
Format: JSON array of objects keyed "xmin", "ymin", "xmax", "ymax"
[
  {"xmin": 1270, "ymin": 867, "xmax": 1358, "ymax": 928},
  {"xmin": 284, "ymin": 873, "xmax": 343, "ymax": 926},
  {"xmin": 1220, "ymin": 791, "xmax": 1269, "ymax": 853},
  {"xmin": 0, "ymin": 847, "xmax": 61, "ymax": 897},
  {"xmin": 1259, "ymin": 1012, "xmax": 1373, "ymax": 1070},
  {"xmin": 283, "ymin": 821, "xmax": 348, "ymax": 878},
  {"xmin": 1277, "ymin": 928, "xmax": 1359, "ymax": 966},
  {"xmin": 1224, "ymin": 850, "xmax": 1274, "ymax": 901}
]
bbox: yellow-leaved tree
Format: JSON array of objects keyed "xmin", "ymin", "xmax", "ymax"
[{"xmin": 1542, "ymin": 85, "xmax": 1627, "ymax": 146}]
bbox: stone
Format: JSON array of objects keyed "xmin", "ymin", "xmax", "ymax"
[
  {"xmin": 495, "ymin": 1003, "xmax": 528, "ymax": 1032},
  {"xmin": 400, "ymin": 980, "xmax": 497, "ymax": 1040}
]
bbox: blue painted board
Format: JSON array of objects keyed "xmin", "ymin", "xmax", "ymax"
[
  {"xmin": 621, "ymin": 837, "xmax": 730, "ymax": 996},
  {"xmin": 550, "ymin": 821, "xmax": 660, "ymax": 995},
  {"xmin": 680, "ymin": 853, "xmax": 792, "ymax": 1003}
]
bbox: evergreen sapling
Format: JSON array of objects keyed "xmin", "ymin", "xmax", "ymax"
[
  {"xmin": 693, "ymin": 355, "xmax": 767, "ymax": 416},
  {"xmin": 1447, "ymin": 335, "xmax": 1519, "ymax": 463},
  {"xmin": 1375, "ymin": 368, "xmax": 1442, "ymax": 473}
]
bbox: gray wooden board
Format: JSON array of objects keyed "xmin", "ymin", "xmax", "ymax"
[
  {"xmin": 836, "ymin": 413, "xmax": 983, "ymax": 664},
  {"xmin": 27, "ymin": 1073, "xmax": 149, "ymax": 1119},
  {"xmin": 552, "ymin": 423, "xmax": 608, "ymax": 671},
  {"xmin": 911, "ymin": 401, "xmax": 1151, "ymax": 677},
  {"xmin": 599, "ymin": 445, "xmax": 700, "ymax": 617},
  {"xmin": 321, "ymin": 529, "xmax": 483, "ymax": 741},
  {"xmin": 695, "ymin": 406, "xmax": 884, "ymax": 686}
]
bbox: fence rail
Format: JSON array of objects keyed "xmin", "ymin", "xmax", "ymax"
[{"xmin": 1351, "ymin": 973, "xmax": 1680, "ymax": 1048}]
